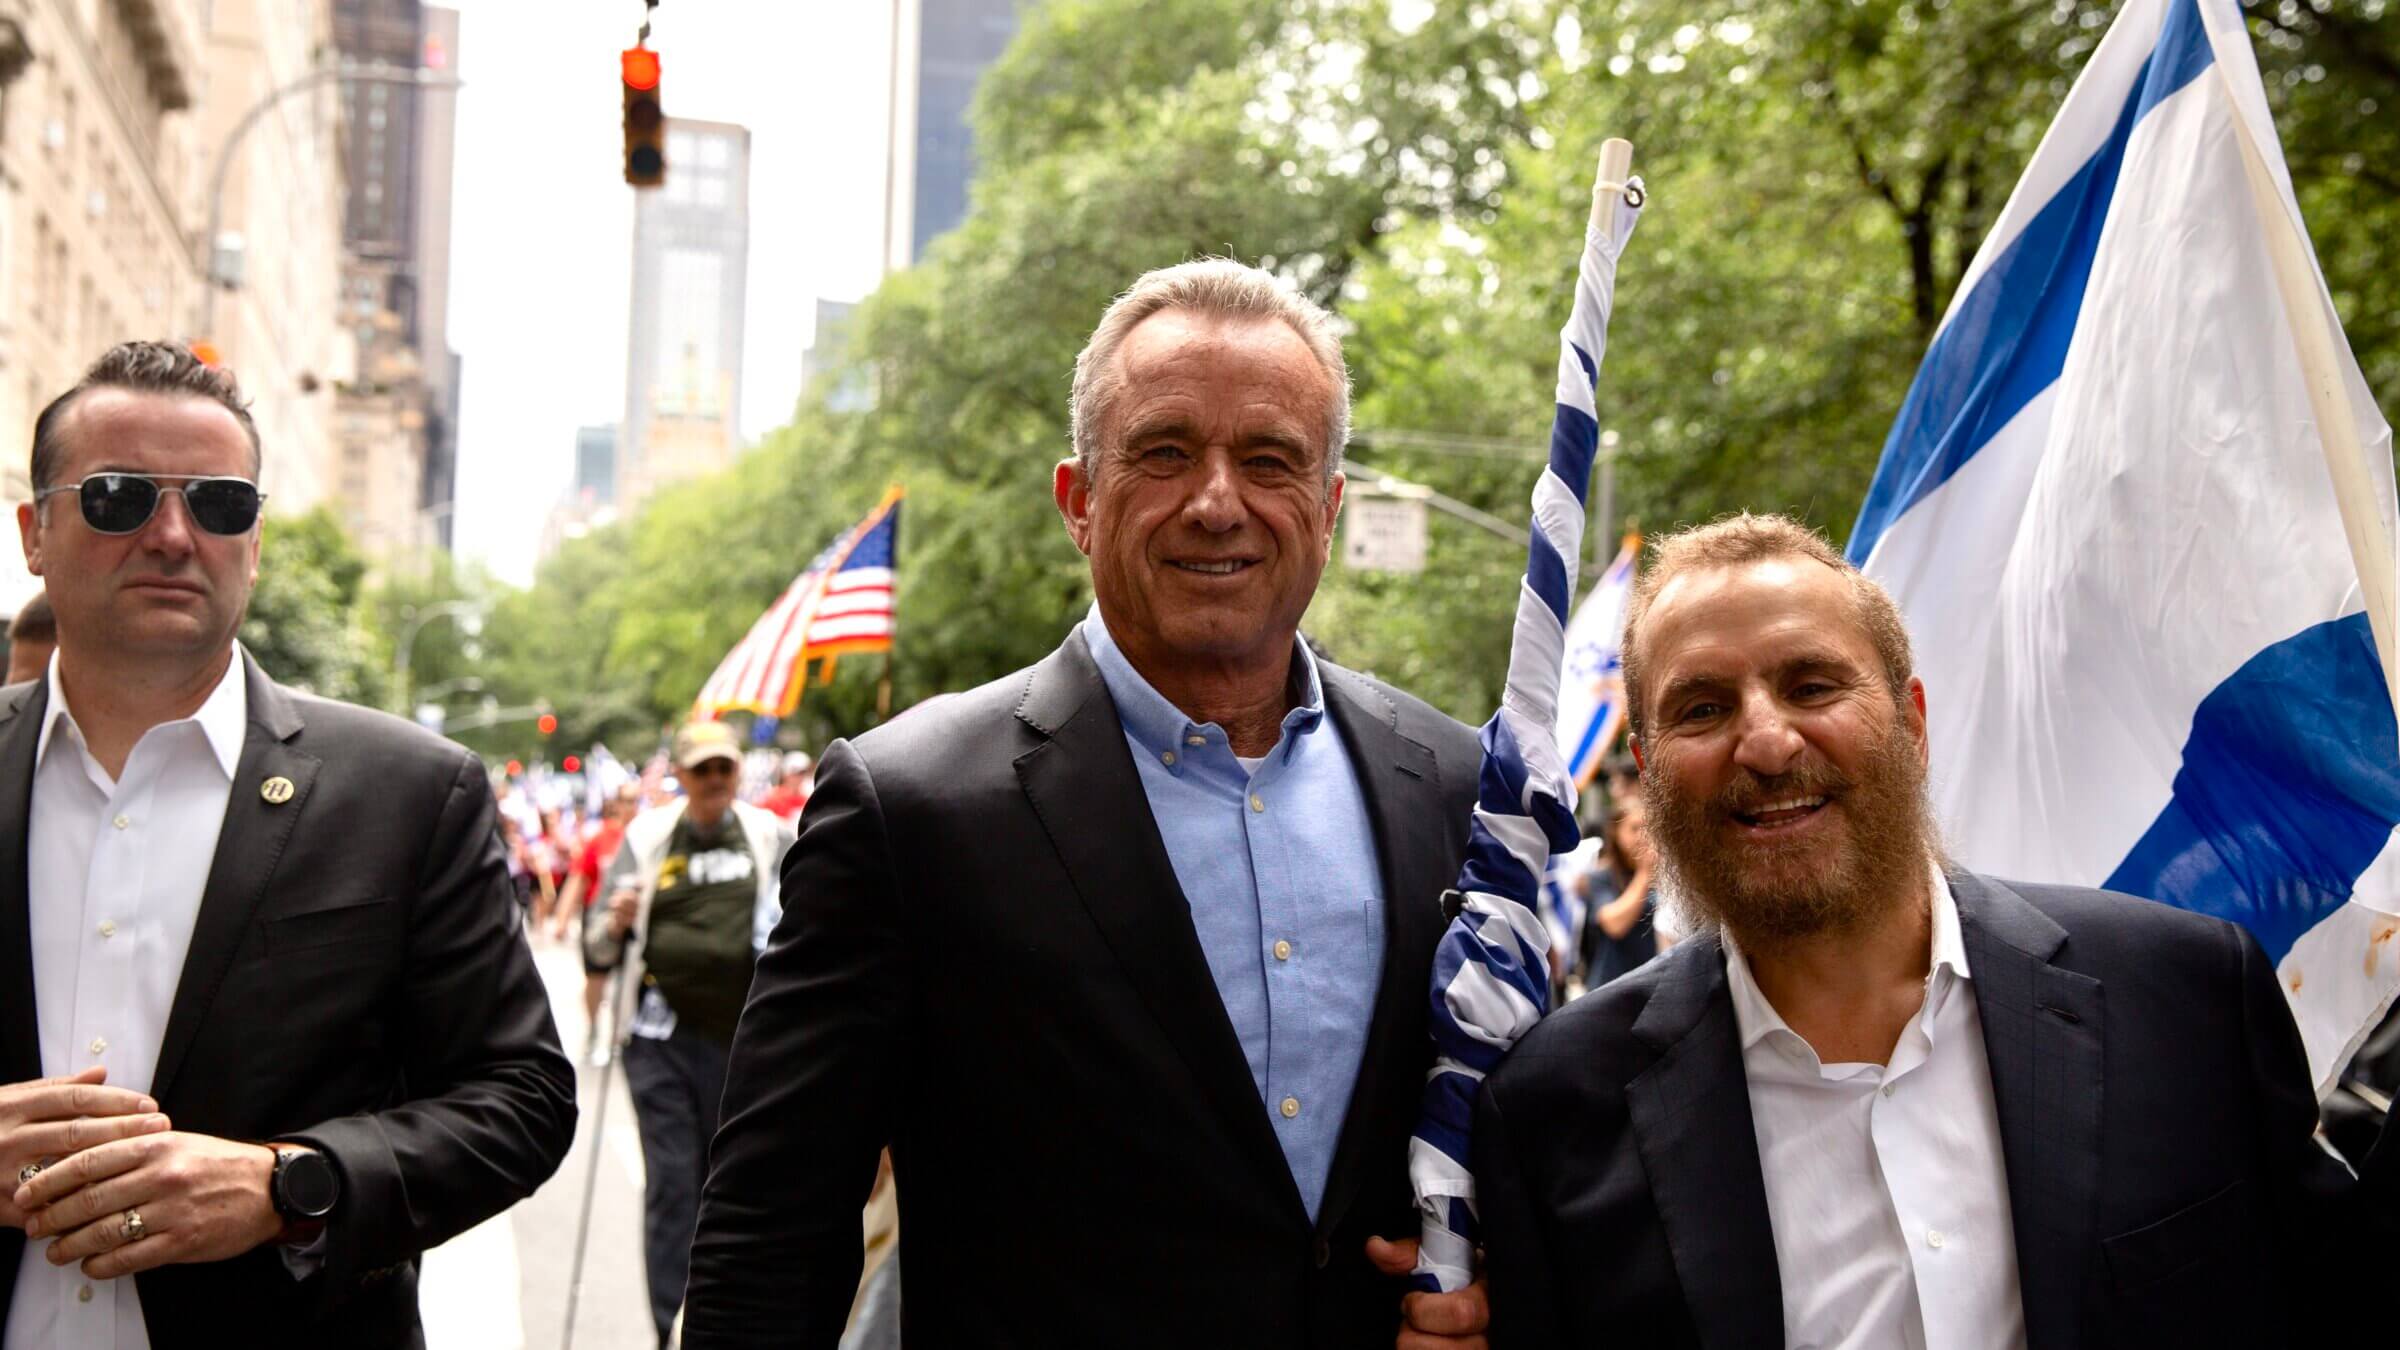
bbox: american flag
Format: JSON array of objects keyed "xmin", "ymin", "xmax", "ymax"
[{"xmin": 693, "ymin": 487, "xmax": 902, "ymax": 719}]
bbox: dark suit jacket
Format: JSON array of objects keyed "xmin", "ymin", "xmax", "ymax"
[
  {"xmin": 683, "ymin": 631, "xmax": 1480, "ymax": 1348},
  {"xmin": 0, "ymin": 653, "xmax": 577, "ymax": 1347},
  {"xmin": 1475, "ymin": 871, "xmax": 2400, "ymax": 1350}
]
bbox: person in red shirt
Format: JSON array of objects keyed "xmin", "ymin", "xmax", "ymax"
[
  {"xmin": 560, "ymin": 785, "xmax": 643, "ymax": 1048},
  {"xmin": 757, "ymin": 751, "xmax": 813, "ymax": 822}
]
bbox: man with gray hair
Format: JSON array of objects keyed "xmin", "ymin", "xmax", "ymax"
[{"xmin": 686, "ymin": 260, "xmax": 1494, "ymax": 1347}]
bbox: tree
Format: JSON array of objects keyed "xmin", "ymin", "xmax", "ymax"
[{"xmin": 241, "ymin": 509, "xmax": 389, "ymax": 705}]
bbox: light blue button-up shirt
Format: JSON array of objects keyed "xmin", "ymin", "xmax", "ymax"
[{"xmin": 1083, "ymin": 609, "xmax": 1386, "ymax": 1222}]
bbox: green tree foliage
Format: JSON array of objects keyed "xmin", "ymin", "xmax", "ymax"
[
  {"xmin": 240, "ymin": 508, "xmax": 391, "ymax": 705},
  {"xmin": 468, "ymin": 0, "xmax": 2396, "ymax": 749}
]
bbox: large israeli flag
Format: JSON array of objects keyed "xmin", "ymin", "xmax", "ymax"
[{"xmin": 1850, "ymin": 0, "xmax": 2400, "ymax": 1090}]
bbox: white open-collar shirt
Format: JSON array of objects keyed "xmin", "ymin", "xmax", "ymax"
[
  {"xmin": 5, "ymin": 651, "xmax": 247, "ymax": 1350},
  {"xmin": 1720, "ymin": 864, "xmax": 2028, "ymax": 1350}
]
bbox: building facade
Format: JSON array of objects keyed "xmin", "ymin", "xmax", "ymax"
[
  {"xmin": 882, "ymin": 0, "xmax": 1019, "ymax": 272},
  {"xmin": 329, "ymin": 0, "xmax": 457, "ymax": 563},
  {"xmin": 0, "ymin": 1, "xmax": 214, "ymax": 612},
  {"xmin": 619, "ymin": 116, "xmax": 748, "ymax": 516},
  {"xmin": 536, "ymin": 422, "xmax": 617, "ymax": 564},
  {"xmin": 201, "ymin": 0, "xmax": 345, "ymax": 516}
]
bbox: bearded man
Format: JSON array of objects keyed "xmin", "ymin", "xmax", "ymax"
[{"xmin": 1471, "ymin": 513, "xmax": 2397, "ymax": 1349}]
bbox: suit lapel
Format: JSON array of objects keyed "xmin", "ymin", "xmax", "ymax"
[
  {"xmin": 1310, "ymin": 665, "xmax": 1447, "ymax": 1241},
  {"xmin": 152, "ymin": 656, "xmax": 318, "ymax": 1107},
  {"xmin": 1625, "ymin": 939, "xmax": 1785, "ymax": 1349},
  {"xmin": 1013, "ymin": 634, "xmax": 1305, "ymax": 1219},
  {"xmin": 0, "ymin": 681, "xmax": 48, "ymax": 1087},
  {"xmin": 1954, "ymin": 872, "xmax": 2104, "ymax": 1350}
]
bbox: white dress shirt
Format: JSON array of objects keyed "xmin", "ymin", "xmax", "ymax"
[
  {"xmin": 1722, "ymin": 864, "xmax": 2027, "ymax": 1350},
  {"xmin": 5, "ymin": 653, "xmax": 246, "ymax": 1350}
]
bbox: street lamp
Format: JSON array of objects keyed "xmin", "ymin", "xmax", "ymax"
[
  {"xmin": 196, "ymin": 61, "xmax": 465, "ymax": 341},
  {"xmin": 394, "ymin": 599, "xmax": 484, "ymax": 709}
]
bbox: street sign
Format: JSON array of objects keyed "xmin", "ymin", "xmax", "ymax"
[{"xmin": 1344, "ymin": 493, "xmax": 1429, "ymax": 573}]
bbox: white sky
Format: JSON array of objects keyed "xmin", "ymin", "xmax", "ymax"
[{"xmin": 442, "ymin": 1, "xmax": 896, "ymax": 585}]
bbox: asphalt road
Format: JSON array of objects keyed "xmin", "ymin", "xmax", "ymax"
[{"xmin": 418, "ymin": 938, "xmax": 659, "ymax": 1350}]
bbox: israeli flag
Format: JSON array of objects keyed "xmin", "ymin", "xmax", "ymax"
[
  {"xmin": 1850, "ymin": 0, "xmax": 2400, "ymax": 1089},
  {"xmin": 1555, "ymin": 536, "xmax": 1639, "ymax": 789}
]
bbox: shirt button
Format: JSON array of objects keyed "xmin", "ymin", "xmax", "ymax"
[
  {"xmin": 1280, "ymin": 1096, "xmax": 1300, "ymax": 1119},
  {"xmin": 1926, "ymin": 1229, "xmax": 1946, "ymax": 1250},
  {"xmin": 1273, "ymin": 939, "xmax": 1292, "ymax": 961},
  {"xmin": 1160, "ymin": 750, "xmax": 1176, "ymax": 767},
  {"xmin": 1185, "ymin": 734, "xmax": 1206, "ymax": 747},
  {"xmin": 112, "ymin": 815, "xmax": 130, "ymax": 830},
  {"xmin": 1250, "ymin": 794, "xmax": 1265, "ymax": 813},
  {"xmin": 1880, "ymin": 1083, "xmax": 1895, "ymax": 1098},
  {"xmin": 97, "ymin": 920, "xmax": 117, "ymax": 939},
  {"xmin": 88, "ymin": 1036, "xmax": 107, "ymax": 1056},
  {"xmin": 78, "ymin": 1284, "xmax": 93, "ymax": 1303}
]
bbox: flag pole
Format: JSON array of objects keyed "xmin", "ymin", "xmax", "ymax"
[{"xmin": 2216, "ymin": 64, "xmax": 2398, "ymax": 713}]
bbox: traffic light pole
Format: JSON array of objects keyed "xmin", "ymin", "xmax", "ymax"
[{"xmin": 195, "ymin": 61, "xmax": 464, "ymax": 342}]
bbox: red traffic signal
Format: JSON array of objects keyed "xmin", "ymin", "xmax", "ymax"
[
  {"xmin": 621, "ymin": 46, "xmax": 660, "ymax": 91},
  {"xmin": 622, "ymin": 48, "xmax": 665, "ymax": 188},
  {"xmin": 537, "ymin": 713, "xmax": 559, "ymax": 736},
  {"xmin": 562, "ymin": 754, "xmax": 583, "ymax": 773}
]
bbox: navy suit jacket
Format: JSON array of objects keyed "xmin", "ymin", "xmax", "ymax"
[{"xmin": 1475, "ymin": 871, "xmax": 2398, "ymax": 1349}]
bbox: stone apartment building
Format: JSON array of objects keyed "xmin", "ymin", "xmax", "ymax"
[{"xmin": 0, "ymin": 0, "xmax": 349, "ymax": 616}]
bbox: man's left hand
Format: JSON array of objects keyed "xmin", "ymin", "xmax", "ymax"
[
  {"xmin": 1367, "ymin": 1234, "xmax": 1490, "ymax": 1350},
  {"xmin": 13, "ymin": 1131, "xmax": 284, "ymax": 1279}
]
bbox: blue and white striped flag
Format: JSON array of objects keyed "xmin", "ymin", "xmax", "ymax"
[
  {"xmin": 1851, "ymin": 0, "xmax": 2400, "ymax": 1090},
  {"xmin": 1556, "ymin": 534, "xmax": 1639, "ymax": 789},
  {"xmin": 1408, "ymin": 152, "xmax": 1645, "ymax": 1294}
]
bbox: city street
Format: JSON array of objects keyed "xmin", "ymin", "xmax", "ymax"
[{"xmin": 419, "ymin": 939, "xmax": 655, "ymax": 1350}]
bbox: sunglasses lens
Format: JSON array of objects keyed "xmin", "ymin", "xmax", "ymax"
[
  {"xmin": 79, "ymin": 475, "xmax": 160, "ymax": 534},
  {"xmin": 184, "ymin": 480, "xmax": 262, "ymax": 535}
]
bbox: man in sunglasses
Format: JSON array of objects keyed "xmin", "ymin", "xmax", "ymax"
[
  {"xmin": 0, "ymin": 342, "xmax": 576, "ymax": 1345},
  {"xmin": 585, "ymin": 720, "xmax": 794, "ymax": 1348}
]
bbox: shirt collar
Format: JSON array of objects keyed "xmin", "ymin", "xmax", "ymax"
[
  {"xmin": 37, "ymin": 646, "xmax": 251, "ymax": 780},
  {"xmin": 1079, "ymin": 604, "xmax": 1326, "ymax": 761},
  {"xmin": 1721, "ymin": 858, "xmax": 1966, "ymax": 1053}
]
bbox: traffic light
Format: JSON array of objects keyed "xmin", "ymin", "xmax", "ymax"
[
  {"xmin": 537, "ymin": 712, "xmax": 559, "ymax": 736},
  {"xmin": 621, "ymin": 46, "xmax": 664, "ymax": 188}
]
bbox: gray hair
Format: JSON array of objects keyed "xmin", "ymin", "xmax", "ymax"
[{"xmin": 1068, "ymin": 258, "xmax": 1350, "ymax": 484}]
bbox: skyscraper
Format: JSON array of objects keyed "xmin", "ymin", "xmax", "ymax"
[
  {"xmin": 883, "ymin": 0, "xmax": 1021, "ymax": 272},
  {"xmin": 620, "ymin": 118, "xmax": 750, "ymax": 514},
  {"xmin": 330, "ymin": 0, "xmax": 461, "ymax": 556}
]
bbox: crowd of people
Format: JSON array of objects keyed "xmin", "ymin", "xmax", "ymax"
[{"xmin": 0, "ymin": 255, "xmax": 2393, "ymax": 1350}]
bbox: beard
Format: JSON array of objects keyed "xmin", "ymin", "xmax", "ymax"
[{"xmin": 1643, "ymin": 707, "xmax": 1940, "ymax": 950}]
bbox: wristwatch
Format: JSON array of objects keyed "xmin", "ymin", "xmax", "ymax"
[{"xmin": 269, "ymin": 1146, "xmax": 340, "ymax": 1221}]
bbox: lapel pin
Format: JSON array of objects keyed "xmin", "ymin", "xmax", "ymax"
[{"xmin": 261, "ymin": 776, "xmax": 296, "ymax": 805}]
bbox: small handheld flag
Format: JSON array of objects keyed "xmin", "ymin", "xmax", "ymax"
[
  {"xmin": 1407, "ymin": 141, "xmax": 1646, "ymax": 1294},
  {"xmin": 1555, "ymin": 533, "xmax": 1640, "ymax": 789}
]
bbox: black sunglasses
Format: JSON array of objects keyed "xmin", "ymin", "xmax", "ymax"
[{"xmin": 35, "ymin": 473, "xmax": 267, "ymax": 536}]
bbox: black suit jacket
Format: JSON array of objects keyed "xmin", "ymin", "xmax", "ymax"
[
  {"xmin": 0, "ymin": 654, "xmax": 577, "ymax": 1347},
  {"xmin": 683, "ymin": 632, "xmax": 1480, "ymax": 1348},
  {"xmin": 1475, "ymin": 871, "xmax": 2400, "ymax": 1349}
]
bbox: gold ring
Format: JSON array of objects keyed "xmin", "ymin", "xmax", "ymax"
[{"xmin": 121, "ymin": 1210, "xmax": 145, "ymax": 1242}]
